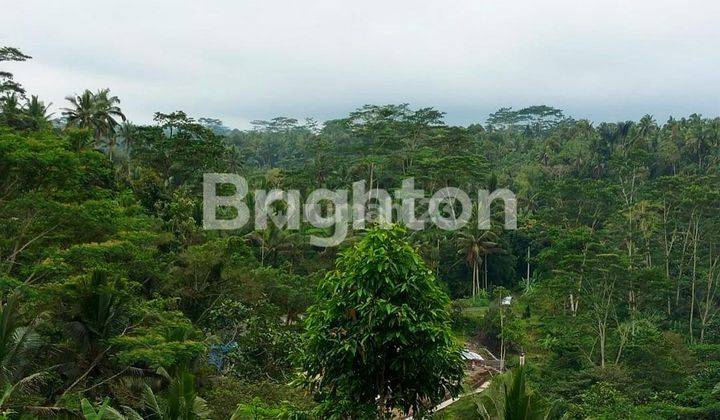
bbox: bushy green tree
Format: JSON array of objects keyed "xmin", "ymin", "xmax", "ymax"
[{"xmin": 299, "ymin": 225, "xmax": 464, "ymax": 418}]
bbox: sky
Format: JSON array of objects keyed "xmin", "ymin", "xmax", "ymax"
[{"xmin": 2, "ymin": 0, "xmax": 719, "ymax": 129}]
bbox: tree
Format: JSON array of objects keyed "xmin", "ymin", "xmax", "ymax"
[
  {"xmin": 458, "ymin": 227, "xmax": 501, "ymax": 295},
  {"xmin": 0, "ymin": 47, "xmax": 31, "ymax": 97},
  {"xmin": 153, "ymin": 111, "xmax": 191, "ymax": 138},
  {"xmin": 245, "ymin": 224, "xmax": 302, "ymax": 267},
  {"xmin": 0, "ymin": 93, "xmax": 23, "ymax": 128},
  {"xmin": 93, "ymin": 88, "xmax": 126, "ymax": 156},
  {"xmin": 116, "ymin": 122, "xmax": 137, "ymax": 153},
  {"xmin": 477, "ymin": 366, "xmax": 552, "ymax": 420},
  {"xmin": 63, "ymin": 91, "xmax": 98, "ymax": 132},
  {"xmin": 80, "ymin": 371, "xmax": 210, "ymax": 420},
  {"xmin": 299, "ymin": 225, "xmax": 464, "ymax": 418},
  {"xmin": 137, "ymin": 371, "xmax": 210, "ymax": 420},
  {"xmin": 486, "ymin": 105, "xmax": 567, "ymax": 134},
  {"xmin": 80, "ymin": 398, "xmax": 140, "ymax": 420},
  {"xmin": 24, "ymin": 95, "xmax": 53, "ymax": 129},
  {"xmin": 0, "ymin": 292, "xmax": 45, "ymax": 415},
  {"xmin": 62, "ymin": 89, "xmax": 126, "ymax": 147},
  {"xmin": 130, "ymin": 114, "xmax": 234, "ymax": 191}
]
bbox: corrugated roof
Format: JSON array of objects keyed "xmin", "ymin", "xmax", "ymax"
[{"xmin": 461, "ymin": 349, "xmax": 484, "ymax": 361}]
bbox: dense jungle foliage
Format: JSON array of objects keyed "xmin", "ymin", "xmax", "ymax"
[{"xmin": 1, "ymin": 47, "xmax": 719, "ymax": 419}]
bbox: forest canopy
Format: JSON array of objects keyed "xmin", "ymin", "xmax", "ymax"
[{"xmin": 0, "ymin": 47, "xmax": 719, "ymax": 419}]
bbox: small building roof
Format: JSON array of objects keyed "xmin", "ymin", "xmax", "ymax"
[{"xmin": 461, "ymin": 349, "xmax": 484, "ymax": 361}]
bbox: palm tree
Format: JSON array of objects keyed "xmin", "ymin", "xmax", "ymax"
[
  {"xmin": 245, "ymin": 224, "xmax": 302, "ymax": 267},
  {"xmin": 25, "ymin": 95, "xmax": 52, "ymax": 122},
  {"xmin": 80, "ymin": 398, "xmax": 142, "ymax": 420},
  {"xmin": 94, "ymin": 89, "xmax": 126, "ymax": 158},
  {"xmin": 458, "ymin": 227, "xmax": 501, "ymax": 296},
  {"xmin": 55, "ymin": 272, "xmax": 129, "ymax": 402},
  {"xmin": 414, "ymin": 230, "xmax": 444, "ymax": 278},
  {"xmin": 133, "ymin": 370, "xmax": 210, "ymax": 420},
  {"xmin": 476, "ymin": 366, "xmax": 552, "ymax": 420},
  {"xmin": 616, "ymin": 121, "xmax": 634, "ymax": 156},
  {"xmin": 79, "ymin": 369, "xmax": 209, "ymax": 420},
  {"xmin": 117, "ymin": 122, "xmax": 137, "ymax": 155},
  {"xmin": 62, "ymin": 90, "xmax": 95, "ymax": 131},
  {"xmin": 0, "ymin": 93, "xmax": 23, "ymax": 127},
  {"xmin": 1, "ymin": 94, "xmax": 53, "ymax": 130},
  {"xmin": 92, "ymin": 89, "xmax": 125, "ymax": 129},
  {"xmin": 62, "ymin": 89, "xmax": 126, "ymax": 151},
  {"xmin": 0, "ymin": 292, "xmax": 45, "ymax": 415},
  {"xmin": 683, "ymin": 114, "xmax": 712, "ymax": 168},
  {"xmin": 539, "ymin": 137, "xmax": 560, "ymax": 166}
]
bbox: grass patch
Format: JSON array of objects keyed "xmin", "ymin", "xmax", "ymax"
[
  {"xmin": 431, "ymin": 394, "xmax": 480, "ymax": 419},
  {"xmin": 451, "ymin": 297, "xmax": 489, "ymax": 342},
  {"xmin": 202, "ymin": 377, "xmax": 314, "ymax": 419}
]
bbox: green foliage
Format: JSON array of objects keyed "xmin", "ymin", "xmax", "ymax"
[
  {"xmin": 0, "ymin": 47, "xmax": 31, "ymax": 98},
  {"xmin": 149, "ymin": 371, "xmax": 211, "ymax": 420},
  {"xmin": 0, "ymin": 292, "xmax": 45, "ymax": 414},
  {"xmin": 62, "ymin": 88, "xmax": 126, "ymax": 146},
  {"xmin": 451, "ymin": 293, "xmax": 490, "ymax": 338},
  {"xmin": 3, "ymin": 50, "xmax": 720, "ymax": 418},
  {"xmin": 573, "ymin": 381, "xmax": 634, "ymax": 419},
  {"xmin": 108, "ymin": 301, "xmax": 205, "ymax": 370},
  {"xmin": 203, "ymin": 377, "xmax": 314, "ymax": 420},
  {"xmin": 477, "ymin": 366, "xmax": 552, "ymax": 420},
  {"xmin": 299, "ymin": 225, "xmax": 465, "ymax": 418},
  {"xmin": 431, "ymin": 394, "xmax": 480, "ymax": 419},
  {"xmin": 486, "ymin": 105, "xmax": 567, "ymax": 134},
  {"xmin": 80, "ymin": 397, "xmax": 137, "ymax": 420},
  {"xmin": 229, "ymin": 398, "xmax": 311, "ymax": 420}
]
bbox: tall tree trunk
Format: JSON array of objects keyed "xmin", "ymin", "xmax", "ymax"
[
  {"xmin": 525, "ymin": 246, "xmax": 531, "ymax": 291},
  {"xmin": 499, "ymin": 306, "xmax": 505, "ymax": 371},
  {"xmin": 689, "ymin": 218, "xmax": 699, "ymax": 342},
  {"xmin": 484, "ymin": 254, "xmax": 488, "ymax": 290},
  {"xmin": 699, "ymin": 256, "xmax": 718, "ymax": 343},
  {"xmin": 663, "ymin": 203, "xmax": 676, "ymax": 316},
  {"xmin": 472, "ymin": 260, "xmax": 477, "ymax": 297},
  {"xmin": 676, "ymin": 218, "xmax": 694, "ymax": 307},
  {"xmin": 599, "ymin": 319, "xmax": 606, "ymax": 369}
]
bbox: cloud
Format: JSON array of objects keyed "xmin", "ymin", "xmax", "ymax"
[{"xmin": 2, "ymin": 0, "xmax": 719, "ymax": 128}]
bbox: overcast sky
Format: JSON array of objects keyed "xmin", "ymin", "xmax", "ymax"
[{"xmin": 2, "ymin": 0, "xmax": 719, "ymax": 128}]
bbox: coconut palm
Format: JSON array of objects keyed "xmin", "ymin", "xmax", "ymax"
[
  {"xmin": 80, "ymin": 398, "xmax": 142, "ymax": 420},
  {"xmin": 0, "ymin": 93, "xmax": 23, "ymax": 127},
  {"xmin": 25, "ymin": 95, "xmax": 52, "ymax": 121},
  {"xmin": 245, "ymin": 224, "xmax": 302, "ymax": 267},
  {"xmin": 53, "ymin": 272, "xmax": 132, "ymax": 403},
  {"xmin": 683, "ymin": 114, "xmax": 712, "ymax": 168},
  {"xmin": 93, "ymin": 89, "xmax": 125, "ymax": 129},
  {"xmin": 62, "ymin": 90, "xmax": 95, "ymax": 130},
  {"xmin": 117, "ymin": 122, "xmax": 137, "ymax": 155},
  {"xmin": 94, "ymin": 89, "xmax": 126, "ymax": 157},
  {"xmin": 24, "ymin": 95, "xmax": 53, "ymax": 129},
  {"xmin": 79, "ymin": 370, "xmax": 209, "ymax": 420},
  {"xmin": 476, "ymin": 366, "xmax": 552, "ymax": 420},
  {"xmin": 0, "ymin": 292, "xmax": 45, "ymax": 414},
  {"xmin": 62, "ymin": 89, "xmax": 126, "ymax": 149},
  {"xmin": 539, "ymin": 137, "xmax": 560, "ymax": 166},
  {"xmin": 636, "ymin": 114, "xmax": 657, "ymax": 135},
  {"xmin": 458, "ymin": 227, "xmax": 501, "ymax": 296},
  {"xmin": 135, "ymin": 370, "xmax": 209, "ymax": 420}
]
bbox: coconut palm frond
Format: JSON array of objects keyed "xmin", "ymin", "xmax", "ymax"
[
  {"xmin": 12, "ymin": 371, "xmax": 47, "ymax": 396},
  {"xmin": 141, "ymin": 384, "xmax": 162, "ymax": 417}
]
